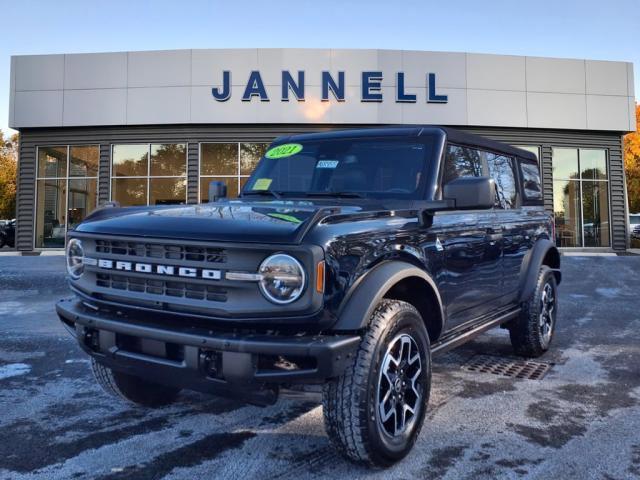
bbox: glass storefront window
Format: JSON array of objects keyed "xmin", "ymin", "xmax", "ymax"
[
  {"xmin": 111, "ymin": 178, "xmax": 148, "ymax": 207},
  {"xmin": 552, "ymin": 147, "xmax": 610, "ymax": 247},
  {"xmin": 240, "ymin": 143, "xmax": 268, "ymax": 175},
  {"xmin": 200, "ymin": 142, "xmax": 269, "ymax": 201},
  {"xmin": 35, "ymin": 145, "xmax": 99, "ymax": 248},
  {"xmin": 38, "ymin": 146, "xmax": 67, "ymax": 178},
  {"xmin": 552, "ymin": 148, "xmax": 579, "ymax": 180},
  {"xmin": 36, "ymin": 179, "xmax": 67, "ymax": 248},
  {"xmin": 150, "ymin": 144, "xmax": 187, "ymax": 176},
  {"xmin": 201, "ymin": 143, "xmax": 238, "ymax": 175},
  {"xmin": 112, "ymin": 144, "xmax": 148, "ymax": 177},
  {"xmin": 580, "ymin": 149, "xmax": 607, "ymax": 180},
  {"xmin": 582, "ymin": 181, "xmax": 610, "ymax": 247},
  {"xmin": 68, "ymin": 179, "xmax": 97, "ymax": 229},
  {"xmin": 70, "ymin": 146, "xmax": 99, "ymax": 177},
  {"xmin": 150, "ymin": 178, "xmax": 187, "ymax": 205},
  {"xmin": 200, "ymin": 177, "xmax": 239, "ymax": 203},
  {"xmin": 553, "ymin": 180, "xmax": 582, "ymax": 247},
  {"xmin": 111, "ymin": 143, "xmax": 187, "ymax": 206}
]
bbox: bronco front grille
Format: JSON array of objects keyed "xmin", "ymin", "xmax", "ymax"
[
  {"xmin": 95, "ymin": 240, "xmax": 227, "ymax": 264},
  {"xmin": 96, "ymin": 273, "xmax": 228, "ymax": 302}
]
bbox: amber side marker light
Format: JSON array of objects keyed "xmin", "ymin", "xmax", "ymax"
[{"xmin": 316, "ymin": 261, "xmax": 325, "ymax": 293}]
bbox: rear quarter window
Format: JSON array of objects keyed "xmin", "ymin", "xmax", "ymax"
[{"xmin": 519, "ymin": 160, "xmax": 543, "ymax": 202}]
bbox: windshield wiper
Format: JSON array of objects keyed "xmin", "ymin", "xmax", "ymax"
[
  {"xmin": 241, "ymin": 190, "xmax": 282, "ymax": 199},
  {"xmin": 304, "ymin": 191, "xmax": 366, "ymax": 198}
]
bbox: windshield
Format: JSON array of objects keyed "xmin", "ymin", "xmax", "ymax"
[{"xmin": 242, "ymin": 136, "xmax": 434, "ymax": 199}]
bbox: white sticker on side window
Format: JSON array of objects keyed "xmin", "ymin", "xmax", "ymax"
[{"xmin": 316, "ymin": 160, "xmax": 339, "ymax": 169}]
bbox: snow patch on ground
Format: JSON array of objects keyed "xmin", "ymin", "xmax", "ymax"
[
  {"xmin": 0, "ymin": 363, "xmax": 31, "ymax": 380},
  {"xmin": 595, "ymin": 287, "xmax": 621, "ymax": 298}
]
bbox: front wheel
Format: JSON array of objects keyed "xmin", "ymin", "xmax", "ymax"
[{"xmin": 322, "ymin": 299, "xmax": 431, "ymax": 467}]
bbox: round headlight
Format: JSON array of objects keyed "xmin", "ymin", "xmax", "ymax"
[
  {"xmin": 258, "ymin": 254, "xmax": 306, "ymax": 304},
  {"xmin": 66, "ymin": 238, "xmax": 84, "ymax": 280}
]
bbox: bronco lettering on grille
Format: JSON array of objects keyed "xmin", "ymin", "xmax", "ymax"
[{"xmin": 93, "ymin": 259, "xmax": 222, "ymax": 280}]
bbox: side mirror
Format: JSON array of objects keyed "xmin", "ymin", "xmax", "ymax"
[
  {"xmin": 443, "ymin": 176, "xmax": 495, "ymax": 210},
  {"xmin": 208, "ymin": 181, "xmax": 227, "ymax": 203}
]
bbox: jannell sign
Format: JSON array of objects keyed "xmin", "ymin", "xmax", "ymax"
[{"xmin": 212, "ymin": 71, "xmax": 449, "ymax": 104}]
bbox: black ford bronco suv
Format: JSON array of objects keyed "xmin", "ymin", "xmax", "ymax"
[{"xmin": 57, "ymin": 126, "xmax": 561, "ymax": 466}]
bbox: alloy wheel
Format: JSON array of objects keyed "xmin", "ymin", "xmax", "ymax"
[
  {"xmin": 377, "ymin": 333, "xmax": 423, "ymax": 438},
  {"xmin": 539, "ymin": 282, "xmax": 555, "ymax": 347}
]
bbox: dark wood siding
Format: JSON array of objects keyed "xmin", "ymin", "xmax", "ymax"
[
  {"xmin": 15, "ymin": 124, "xmax": 627, "ymax": 251},
  {"xmin": 187, "ymin": 142, "xmax": 199, "ymax": 204},
  {"xmin": 98, "ymin": 144, "xmax": 111, "ymax": 204}
]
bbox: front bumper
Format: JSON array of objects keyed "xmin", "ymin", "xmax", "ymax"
[{"xmin": 56, "ymin": 298, "xmax": 359, "ymax": 403}]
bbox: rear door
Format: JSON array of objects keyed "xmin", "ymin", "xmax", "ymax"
[
  {"xmin": 438, "ymin": 145, "xmax": 502, "ymax": 329},
  {"xmin": 485, "ymin": 151, "xmax": 526, "ymax": 305}
]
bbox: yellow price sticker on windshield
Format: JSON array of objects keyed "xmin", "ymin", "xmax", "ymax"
[{"xmin": 252, "ymin": 178, "xmax": 272, "ymax": 190}]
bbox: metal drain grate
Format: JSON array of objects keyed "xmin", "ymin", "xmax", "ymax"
[{"xmin": 463, "ymin": 355, "xmax": 553, "ymax": 380}]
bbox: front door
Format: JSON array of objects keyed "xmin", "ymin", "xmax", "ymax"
[
  {"xmin": 439, "ymin": 144, "xmax": 503, "ymax": 330},
  {"xmin": 435, "ymin": 209, "xmax": 502, "ymax": 329}
]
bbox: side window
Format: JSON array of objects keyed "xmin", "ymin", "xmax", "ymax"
[
  {"xmin": 443, "ymin": 145, "xmax": 483, "ymax": 184},
  {"xmin": 486, "ymin": 153, "xmax": 518, "ymax": 209},
  {"xmin": 520, "ymin": 160, "xmax": 543, "ymax": 201}
]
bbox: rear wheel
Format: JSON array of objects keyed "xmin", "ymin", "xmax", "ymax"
[
  {"xmin": 322, "ymin": 299, "xmax": 431, "ymax": 467},
  {"xmin": 509, "ymin": 265, "xmax": 558, "ymax": 357},
  {"xmin": 91, "ymin": 359, "xmax": 180, "ymax": 407}
]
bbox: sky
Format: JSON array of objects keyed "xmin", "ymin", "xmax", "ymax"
[{"xmin": 1, "ymin": 0, "xmax": 638, "ymax": 136}]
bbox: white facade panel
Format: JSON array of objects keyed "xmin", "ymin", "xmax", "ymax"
[
  {"xmin": 629, "ymin": 96, "xmax": 637, "ymax": 132},
  {"xmin": 128, "ymin": 50, "xmax": 191, "ymax": 87},
  {"xmin": 586, "ymin": 95, "xmax": 631, "ymax": 131},
  {"xmin": 255, "ymin": 85, "xmax": 329, "ymax": 123},
  {"xmin": 526, "ymin": 57, "xmax": 585, "ymax": 94},
  {"xmin": 329, "ymin": 85, "xmax": 385, "ymax": 123},
  {"xmin": 467, "ymin": 90, "xmax": 527, "ymax": 127},
  {"xmin": 527, "ymin": 92, "xmax": 587, "ymax": 129},
  {"xmin": 14, "ymin": 54, "xmax": 64, "ymax": 91},
  {"xmin": 401, "ymin": 51, "xmax": 466, "ymax": 89},
  {"xmin": 466, "ymin": 53, "xmax": 526, "ymax": 91},
  {"xmin": 127, "ymin": 86, "xmax": 191, "ymax": 124},
  {"xmin": 257, "ymin": 49, "xmax": 332, "ymax": 87},
  {"xmin": 401, "ymin": 88, "xmax": 467, "ymax": 125},
  {"xmin": 191, "ymin": 86, "xmax": 258, "ymax": 123},
  {"xmin": 585, "ymin": 60, "xmax": 628, "ymax": 96},
  {"xmin": 330, "ymin": 49, "xmax": 401, "ymax": 87},
  {"xmin": 65, "ymin": 52, "xmax": 127, "ymax": 90},
  {"xmin": 63, "ymin": 89, "xmax": 127, "ymax": 126},
  {"xmin": 192, "ymin": 49, "xmax": 258, "ymax": 87},
  {"xmin": 13, "ymin": 90, "xmax": 63, "ymax": 127},
  {"xmin": 8, "ymin": 48, "xmax": 635, "ymax": 131}
]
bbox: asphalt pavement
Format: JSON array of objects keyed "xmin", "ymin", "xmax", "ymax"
[{"xmin": 0, "ymin": 255, "xmax": 639, "ymax": 480}]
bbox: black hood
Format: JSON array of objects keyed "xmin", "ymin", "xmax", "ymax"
[{"xmin": 73, "ymin": 200, "xmax": 365, "ymax": 244}]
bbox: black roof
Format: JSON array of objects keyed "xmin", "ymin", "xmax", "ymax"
[{"xmin": 275, "ymin": 126, "xmax": 538, "ymax": 162}]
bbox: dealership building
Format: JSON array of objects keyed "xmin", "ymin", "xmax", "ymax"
[{"xmin": 7, "ymin": 48, "xmax": 636, "ymax": 252}]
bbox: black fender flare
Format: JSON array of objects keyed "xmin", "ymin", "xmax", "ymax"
[
  {"xmin": 518, "ymin": 239, "xmax": 561, "ymax": 303},
  {"xmin": 332, "ymin": 261, "xmax": 445, "ymax": 332}
]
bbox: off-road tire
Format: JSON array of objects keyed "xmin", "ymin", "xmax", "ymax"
[
  {"xmin": 322, "ymin": 299, "xmax": 431, "ymax": 467},
  {"xmin": 509, "ymin": 265, "xmax": 558, "ymax": 358},
  {"xmin": 91, "ymin": 359, "xmax": 180, "ymax": 407}
]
